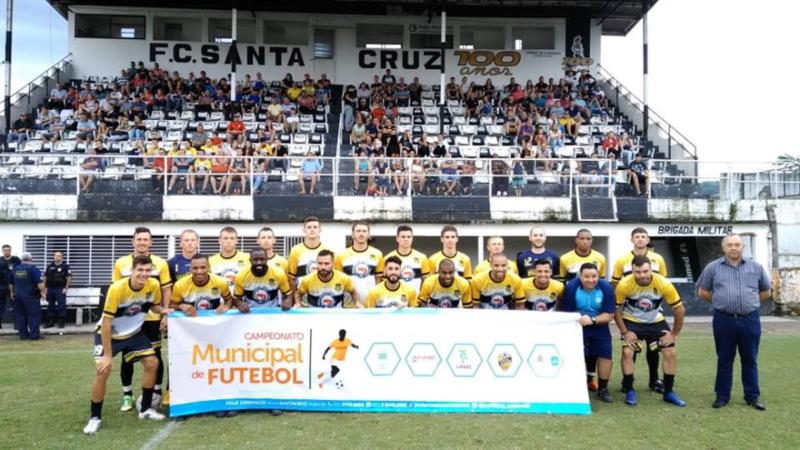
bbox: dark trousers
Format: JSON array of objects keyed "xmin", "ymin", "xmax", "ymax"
[
  {"xmin": 712, "ymin": 309, "xmax": 761, "ymax": 402},
  {"xmin": 14, "ymin": 295, "xmax": 41, "ymax": 339},
  {"xmin": 46, "ymin": 288, "xmax": 67, "ymax": 319},
  {"xmin": 0, "ymin": 286, "xmax": 9, "ymax": 322}
]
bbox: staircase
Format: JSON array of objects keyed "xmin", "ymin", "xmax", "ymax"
[{"xmin": 1, "ymin": 54, "xmax": 73, "ymax": 135}]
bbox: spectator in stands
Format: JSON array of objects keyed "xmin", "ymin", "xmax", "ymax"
[
  {"xmin": 563, "ymin": 98, "xmax": 583, "ymax": 138},
  {"xmin": 465, "ymin": 91, "xmax": 479, "ymax": 118},
  {"xmin": 267, "ymin": 97, "xmax": 284, "ymax": 126},
  {"xmin": 492, "ymin": 159, "xmax": 510, "ymax": 196},
  {"xmin": 6, "ymin": 113, "xmax": 34, "ymax": 147},
  {"xmin": 602, "ymin": 132, "xmax": 620, "ymax": 159},
  {"xmin": 395, "ymin": 77, "xmax": 410, "ymax": 107},
  {"xmin": 282, "ymin": 98, "xmax": 299, "ymax": 133},
  {"xmin": 193, "ymin": 150, "xmax": 212, "ymax": 192},
  {"xmin": 281, "ymin": 73, "xmax": 294, "ymax": 91},
  {"xmin": 353, "ymin": 148, "xmax": 372, "ymax": 194},
  {"xmin": 511, "ymin": 159, "xmax": 526, "ymax": 197},
  {"xmin": 287, "ymin": 82, "xmax": 302, "ymax": 102},
  {"xmin": 459, "ymin": 160, "xmax": 476, "ymax": 195},
  {"xmin": 299, "ymin": 150, "xmax": 323, "ymax": 195},
  {"xmin": 620, "ymin": 132, "xmax": 635, "ymax": 167},
  {"xmin": 316, "ymin": 73, "xmax": 331, "ymax": 105},
  {"xmin": 210, "ymin": 150, "xmax": 231, "ymax": 195},
  {"xmin": 446, "ymin": 77, "xmax": 461, "ymax": 101},
  {"xmin": 484, "ymin": 79, "xmax": 497, "ymax": 99},
  {"xmin": 227, "ymin": 114, "xmax": 246, "ymax": 143},
  {"xmin": 548, "ymin": 122, "xmax": 564, "ymax": 153},
  {"xmin": 168, "ymin": 147, "xmax": 194, "ymax": 194},
  {"xmin": 129, "ymin": 116, "xmax": 146, "ymax": 141},
  {"xmin": 382, "ymin": 69, "xmax": 396, "ymax": 86},
  {"xmin": 79, "ymin": 147, "xmax": 104, "ymax": 193},
  {"xmin": 373, "ymin": 152, "xmax": 390, "ymax": 196},
  {"xmin": 95, "ymin": 121, "xmax": 110, "ymax": 142},
  {"xmin": 75, "ymin": 113, "xmax": 96, "ymax": 144},
  {"xmin": 440, "ymin": 155, "xmax": 459, "ymax": 196},
  {"xmin": 629, "ymin": 153, "xmax": 650, "ymax": 197},
  {"xmin": 579, "ymin": 151, "xmax": 605, "ymax": 185},
  {"xmin": 409, "ymin": 156, "xmax": 424, "ymax": 195},
  {"xmin": 391, "ymin": 156, "xmax": 407, "ymax": 195},
  {"xmin": 343, "ymin": 84, "xmax": 358, "ymax": 110},
  {"xmin": 356, "ymin": 82, "xmax": 371, "ymax": 100},
  {"xmin": 297, "ymin": 91, "xmax": 316, "ymax": 114},
  {"xmin": 409, "ymin": 77, "xmax": 422, "ymax": 105},
  {"xmin": 225, "ymin": 147, "xmax": 248, "ymax": 195},
  {"xmin": 350, "ymin": 114, "xmax": 367, "ymax": 145},
  {"xmin": 517, "ymin": 118, "xmax": 535, "ymax": 145},
  {"xmin": 48, "ymin": 83, "xmax": 67, "ymax": 109}
]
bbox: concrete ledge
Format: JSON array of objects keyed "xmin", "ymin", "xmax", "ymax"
[
  {"xmin": 491, "ymin": 197, "xmax": 571, "ymax": 221},
  {"xmin": 334, "ymin": 196, "xmax": 412, "ymax": 221},
  {"xmin": 163, "ymin": 195, "xmax": 254, "ymax": 221},
  {"xmin": 0, "ymin": 195, "xmax": 78, "ymax": 220}
]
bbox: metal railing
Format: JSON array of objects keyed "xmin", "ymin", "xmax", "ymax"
[
  {"xmin": 0, "ymin": 53, "xmax": 73, "ymax": 113},
  {"xmin": 595, "ymin": 64, "xmax": 698, "ymax": 161},
  {"xmin": 1, "ymin": 154, "xmax": 797, "ymax": 202}
]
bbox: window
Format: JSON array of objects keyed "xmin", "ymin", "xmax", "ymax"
[
  {"xmin": 314, "ymin": 29, "xmax": 335, "ymax": 59},
  {"xmin": 410, "ymin": 33, "xmax": 453, "ymax": 49},
  {"xmin": 264, "ymin": 21, "xmax": 309, "ymax": 45},
  {"xmin": 75, "ymin": 14, "xmax": 145, "ymax": 39},
  {"xmin": 460, "ymin": 26, "xmax": 504, "ymax": 49},
  {"xmin": 356, "ymin": 24, "xmax": 403, "ymax": 48},
  {"xmin": 153, "ymin": 17, "xmax": 201, "ymax": 41},
  {"xmin": 208, "ymin": 18, "xmax": 256, "ymax": 43},
  {"xmin": 511, "ymin": 26, "xmax": 555, "ymax": 50}
]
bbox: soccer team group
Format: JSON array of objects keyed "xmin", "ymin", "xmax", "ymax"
[{"xmin": 85, "ymin": 218, "xmax": 685, "ymax": 434}]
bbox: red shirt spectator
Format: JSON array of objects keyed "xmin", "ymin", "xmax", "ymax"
[
  {"xmin": 602, "ymin": 134, "xmax": 619, "ymax": 152},
  {"xmin": 227, "ymin": 117, "xmax": 246, "ymax": 136},
  {"xmin": 371, "ymin": 105, "xmax": 386, "ymax": 122}
]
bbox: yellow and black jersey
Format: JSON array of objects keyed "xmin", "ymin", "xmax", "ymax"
[
  {"xmin": 428, "ymin": 250, "xmax": 473, "ymax": 279},
  {"xmin": 473, "ymin": 259, "xmax": 519, "ymax": 276},
  {"xmin": 559, "ymin": 250, "xmax": 607, "ymax": 281},
  {"xmin": 612, "ymin": 251, "xmax": 668, "ymax": 284},
  {"xmin": 288, "ymin": 242, "xmax": 331, "ymax": 282},
  {"xmin": 521, "ymin": 278, "xmax": 564, "ymax": 311},
  {"xmin": 335, "ymin": 246, "xmax": 385, "ymax": 304},
  {"xmin": 99, "ymin": 277, "xmax": 162, "ymax": 340},
  {"xmin": 615, "ymin": 273, "xmax": 682, "ymax": 324},
  {"xmin": 112, "ymin": 253, "xmax": 171, "ymax": 321},
  {"xmin": 234, "ymin": 266, "xmax": 292, "ymax": 308},
  {"xmin": 209, "ymin": 251, "xmax": 250, "ymax": 287},
  {"xmin": 170, "ymin": 274, "xmax": 231, "ymax": 311},
  {"xmin": 471, "ymin": 271, "xmax": 525, "ymax": 309},
  {"xmin": 268, "ymin": 253, "xmax": 289, "ymax": 274},
  {"xmin": 418, "ymin": 275, "xmax": 471, "ymax": 308},
  {"xmin": 384, "ymin": 248, "xmax": 430, "ymax": 293},
  {"xmin": 297, "ymin": 270, "xmax": 354, "ymax": 308},
  {"xmin": 366, "ymin": 281, "xmax": 418, "ymax": 308}
]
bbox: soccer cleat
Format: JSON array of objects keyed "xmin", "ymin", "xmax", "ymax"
[
  {"xmin": 587, "ymin": 378, "xmax": 598, "ymax": 392},
  {"xmin": 270, "ymin": 409, "xmax": 284, "ymax": 416},
  {"xmin": 120, "ymin": 395, "xmax": 134, "ymax": 412},
  {"xmin": 136, "ymin": 393, "xmax": 162, "ymax": 412},
  {"xmin": 625, "ymin": 389, "xmax": 638, "ymax": 406},
  {"xmin": 139, "ymin": 408, "xmax": 166, "ymax": 421},
  {"xmin": 83, "ymin": 417, "xmax": 102, "ymax": 435},
  {"xmin": 596, "ymin": 389, "xmax": 614, "ymax": 403},
  {"xmin": 663, "ymin": 392, "xmax": 686, "ymax": 407},
  {"xmin": 649, "ymin": 379, "xmax": 665, "ymax": 394}
]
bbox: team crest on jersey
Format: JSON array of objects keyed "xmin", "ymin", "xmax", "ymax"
[
  {"xmin": 125, "ymin": 303, "xmax": 143, "ymax": 316},
  {"xmin": 354, "ymin": 263, "xmax": 371, "ymax": 278},
  {"xmin": 636, "ymin": 297, "xmax": 656, "ymax": 311},
  {"xmin": 334, "ymin": 283, "xmax": 343, "ymax": 292},
  {"xmin": 401, "ymin": 266, "xmax": 415, "ymax": 281},
  {"xmin": 255, "ymin": 289, "xmax": 269, "ymax": 303},
  {"xmin": 196, "ymin": 299, "xmax": 212, "ymax": 310},
  {"xmin": 320, "ymin": 294, "xmax": 335, "ymax": 307},
  {"xmin": 535, "ymin": 301, "xmax": 548, "ymax": 311},
  {"xmin": 491, "ymin": 295, "xmax": 505, "ymax": 307},
  {"xmin": 497, "ymin": 352, "xmax": 513, "ymax": 372}
]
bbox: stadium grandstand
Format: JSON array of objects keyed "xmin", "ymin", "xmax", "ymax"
[{"xmin": 0, "ymin": 0, "xmax": 798, "ymax": 312}]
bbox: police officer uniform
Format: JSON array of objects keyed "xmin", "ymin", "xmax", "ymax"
[
  {"xmin": 10, "ymin": 258, "xmax": 44, "ymax": 340},
  {"xmin": 45, "ymin": 260, "xmax": 72, "ymax": 328}
]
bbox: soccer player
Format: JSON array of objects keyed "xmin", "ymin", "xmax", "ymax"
[
  {"xmin": 168, "ymin": 229, "xmax": 199, "ymax": 283},
  {"xmin": 384, "ymin": 225, "xmax": 430, "ymax": 294},
  {"xmin": 84, "ymin": 256, "xmax": 169, "ymax": 434},
  {"xmin": 418, "ymin": 259, "xmax": 471, "ymax": 308},
  {"xmin": 615, "ymin": 255, "xmax": 686, "ymax": 407},
  {"xmin": 209, "ymin": 226, "xmax": 249, "ymax": 288},
  {"xmin": 516, "ymin": 226, "xmax": 560, "ymax": 278},
  {"xmin": 295, "ymin": 250, "xmax": 360, "ymax": 308},
  {"xmin": 366, "ymin": 256, "xmax": 418, "ymax": 308},
  {"xmin": 318, "ymin": 329, "xmax": 359, "ymax": 389},
  {"xmin": 336, "ymin": 221, "xmax": 384, "ymax": 307},
  {"xmin": 234, "ymin": 248, "xmax": 292, "ymax": 311},
  {"xmin": 288, "ymin": 216, "xmax": 331, "ymax": 287},
  {"xmin": 428, "ymin": 225, "xmax": 473, "ymax": 279},
  {"xmin": 559, "ymin": 229, "xmax": 607, "ymax": 282},
  {"xmin": 521, "ymin": 259, "xmax": 564, "ymax": 311},
  {"xmin": 112, "ymin": 227, "xmax": 172, "ymax": 412},
  {"xmin": 474, "ymin": 236, "xmax": 519, "ymax": 275},
  {"xmin": 612, "ymin": 227, "xmax": 669, "ymax": 394},
  {"xmin": 170, "ymin": 254, "xmax": 233, "ymax": 315},
  {"xmin": 470, "ymin": 253, "xmax": 525, "ymax": 310},
  {"xmin": 560, "ymin": 263, "xmax": 616, "ymax": 403},
  {"xmin": 256, "ymin": 226, "xmax": 289, "ymax": 273}
]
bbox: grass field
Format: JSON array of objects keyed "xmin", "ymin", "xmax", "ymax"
[{"xmin": 2, "ymin": 323, "xmax": 800, "ymax": 450}]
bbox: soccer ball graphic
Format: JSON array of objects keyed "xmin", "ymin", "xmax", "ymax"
[{"xmin": 335, "ymin": 379, "xmax": 345, "ymax": 390}]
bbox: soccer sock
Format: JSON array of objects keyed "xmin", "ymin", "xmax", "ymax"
[
  {"xmin": 141, "ymin": 388, "xmax": 154, "ymax": 412},
  {"xmin": 622, "ymin": 374, "xmax": 634, "ymax": 392},
  {"xmin": 154, "ymin": 384, "xmax": 162, "ymax": 396},
  {"xmin": 647, "ymin": 349, "xmax": 660, "ymax": 383},
  {"xmin": 585, "ymin": 356, "xmax": 597, "ymax": 379},
  {"xmin": 663, "ymin": 374, "xmax": 675, "ymax": 394},
  {"xmin": 121, "ymin": 360, "xmax": 135, "ymax": 389},
  {"xmin": 154, "ymin": 349, "xmax": 165, "ymax": 389},
  {"xmin": 90, "ymin": 401, "xmax": 103, "ymax": 419},
  {"xmin": 598, "ymin": 378, "xmax": 609, "ymax": 391},
  {"xmin": 122, "ymin": 386, "xmax": 133, "ymax": 397}
]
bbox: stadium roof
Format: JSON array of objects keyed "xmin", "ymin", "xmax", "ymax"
[{"xmin": 47, "ymin": 0, "xmax": 656, "ymax": 36}]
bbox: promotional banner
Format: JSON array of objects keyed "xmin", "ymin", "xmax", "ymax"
[{"xmin": 168, "ymin": 309, "xmax": 591, "ymax": 416}]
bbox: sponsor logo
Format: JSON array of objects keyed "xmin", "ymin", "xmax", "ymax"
[
  {"xmin": 125, "ymin": 303, "xmax": 142, "ymax": 316},
  {"xmin": 400, "ymin": 266, "xmax": 415, "ymax": 281},
  {"xmin": 497, "ymin": 351, "xmax": 513, "ymax": 372},
  {"xmin": 196, "ymin": 299, "xmax": 212, "ymax": 310}
]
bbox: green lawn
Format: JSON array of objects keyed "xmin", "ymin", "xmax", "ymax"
[{"xmin": 2, "ymin": 329, "xmax": 799, "ymax": 449}]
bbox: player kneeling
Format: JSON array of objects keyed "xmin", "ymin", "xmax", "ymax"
[{"xmin": 84, "ymin": 256, "xmax": 171, "ymax": 435}]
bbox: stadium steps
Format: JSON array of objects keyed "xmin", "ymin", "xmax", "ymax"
[{"xmin": 323, "ymin": 85, "xmax": 343, "ymax": 157}]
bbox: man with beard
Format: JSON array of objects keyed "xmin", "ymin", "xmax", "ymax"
[
  {"xmin": 516, "ymin": 226, "xmax": 560, "ymax": 279},
  {"xmin": 521, "ymin": 259, "xmax": 564, "ymax": 311},
  {"xmin": 296, "ymin": 250, "xmax": 359, "ymax": 308},
  {"xmin": 336, "ymin": 221, "xmax": 384, "ymax": 308},
  {"xmin": 470, "ymin": 254, "xmax": 525, "ymax": 310},
  {"xmin": 170, "ymin": 254, "xmax": 234, "ymax": 315},
  {"xmin": 384, "ymin": 225, "xmax": 430, "ymax": 294},
  {"xmin": 418, "ymin": 259, "xmax": 471, "ymax": 308},
  {"xmin": 234, "ymin": 248, "xmax": 292, "ymax": 311},
  {"xmin": 366, "ymin": 256, "xmax": 418, "ymax": 308}
]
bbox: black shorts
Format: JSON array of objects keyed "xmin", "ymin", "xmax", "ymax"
[
  {"xmin": 622, "ymin": 319, "xmax": 672, "ymax": 351},
  {"xmin": 141, "ymin": 320, "xmax": 163, "ymax": 349},
  {"xmin": 94, "ymin": 331, "xmax": 155, "ymax": 364}
]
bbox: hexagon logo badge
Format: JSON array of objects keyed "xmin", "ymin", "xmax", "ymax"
[
  {"xmin": 364, "ymin": 342, "xmax": 401, "ymax": 376},
  {"xmin": 405, "ymin": 343, "xmax": 442, "ymax": 377},
  {"xmin": 487, "ymin": 343, "xmax": 523, "ymax": 377},
  {"xmin": 446, "ymin": 343, "xmax": 482, "ymax": 377},
  {"xmin": 527, "ymin": 344, "xmax": 563, "ymax": 378}
]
